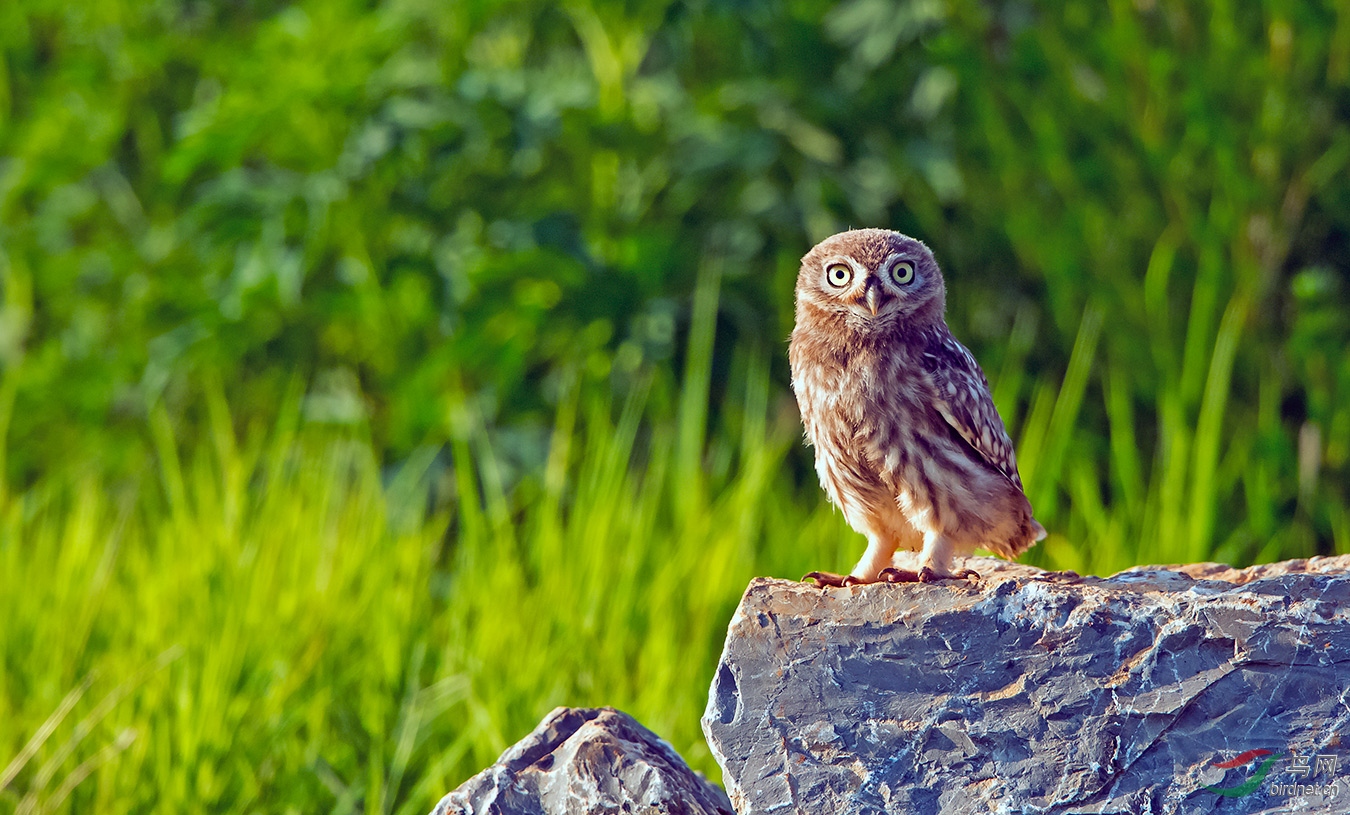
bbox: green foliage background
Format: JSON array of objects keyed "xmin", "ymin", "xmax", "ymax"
[{"xmin": 2, "ymin": 0, "xmax": 1349, "ymax": 811}]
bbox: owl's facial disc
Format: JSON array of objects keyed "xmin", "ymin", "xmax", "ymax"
[{"xmin": 798, "ymin": 230, "xmax": 945, "ymax": 330}]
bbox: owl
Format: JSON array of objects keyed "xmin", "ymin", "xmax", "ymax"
[{"xmin": 789, "ymin": 228, "xmax": 1045, "ymax": 585}]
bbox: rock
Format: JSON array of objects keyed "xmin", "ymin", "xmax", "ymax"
[
  {"xmin": 432, "ymin": 706, "xmax": 734, "ymax": 815},
  {"xmin": 702, "ymin": 555, "xmax": 1350, "ymax": 814}
]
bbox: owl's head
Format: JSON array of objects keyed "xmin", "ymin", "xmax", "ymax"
[{"xmin": 796, "ymin": 228, "xmax": 945, "ymax": 329}]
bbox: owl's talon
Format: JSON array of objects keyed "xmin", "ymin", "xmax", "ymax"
[
  {"xmin": 803, "ymin": 571, "xmax": 849, "ymax": 588},
  {"xmin": 878, "ymin": 567, "xmax": 921, "ymax": 583},
  {"xmin": 952, "ymin": 568, "xmax": 980, "ymax": 581}
]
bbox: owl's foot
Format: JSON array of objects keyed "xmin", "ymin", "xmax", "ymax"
[
  {"xmin": 806, "ymin": 567, "xmax": 981, "ymax": 586},
  {"xmin": 878, "ymin": 567, "xmax": 920, "ymax": 582},
  {"xmin": 917, "ymin": 566, "xmax": 980, "ymax": 583},
  {"xmin": 877, "ymin": 566, "xmax": 979, "ymax": 582},
  {"xmin": 803, "ymin": 570, "xmax": 909, "ymax": 587}
]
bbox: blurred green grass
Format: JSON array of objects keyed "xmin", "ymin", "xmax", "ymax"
[{"xmin": 4, "ymin": 0, "xmax": 1350, "ymax": 812}]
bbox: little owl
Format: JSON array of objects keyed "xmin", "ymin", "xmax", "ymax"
[{"xmin": 790, "ymin": 228, "xmax": 1045, "ymax": 585}]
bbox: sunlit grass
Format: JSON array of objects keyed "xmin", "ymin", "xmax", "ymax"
[{"xmin": 0, "ymin": 397, "xmax": 834, "ymax": 812}]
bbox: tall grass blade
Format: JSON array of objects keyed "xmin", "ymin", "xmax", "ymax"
[
  {"xmin": 676, "ymin": 255, "xmax": 722, "ymax": 517},
  {"xmin": 1187, "ymin": 290, "xmax": 1251, "ymax": 560}
]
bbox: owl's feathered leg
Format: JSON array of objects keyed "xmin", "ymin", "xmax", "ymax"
[{"xmin": 850, "ymin": 533, "xmax": 898, "ymax": 582}]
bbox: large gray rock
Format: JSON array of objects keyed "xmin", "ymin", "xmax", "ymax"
[
  {"xmin": 433, "ymin": 706, "xmax": 734, "ymax": 815},
  {"xmin": 703, "ymin": 555, "xmax": 1350, "ymax": 814}
]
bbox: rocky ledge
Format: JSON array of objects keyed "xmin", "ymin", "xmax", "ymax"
[
  {"xmin": 702, "ymin": 555, "xmax": 1350, "ymax": 815},
  {"xmin": 432, "ymin": 706, "xmax": 733, "ymax": 815}
]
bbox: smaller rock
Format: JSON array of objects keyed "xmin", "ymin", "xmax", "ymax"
[{"xmin": 431, "ymin": 706, "xmax": 734, "ymax": 815}]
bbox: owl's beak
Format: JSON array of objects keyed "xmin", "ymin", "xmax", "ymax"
[{"xmin": 865, "ymin": 285, "xmax": 886, "ymax": 316}]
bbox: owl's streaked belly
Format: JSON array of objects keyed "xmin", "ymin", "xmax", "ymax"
[{"xmin": 797, "ymin": 355, "xmax": 998, "ymax": 528}]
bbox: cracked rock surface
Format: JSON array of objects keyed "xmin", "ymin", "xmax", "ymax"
[
  {"xmin": 432, "ymin": 706, "xmax": 733, "ymax": 815},
  {"xmin": 702, "ymin": 555, "xmax": 1350, "ymax": 814}
]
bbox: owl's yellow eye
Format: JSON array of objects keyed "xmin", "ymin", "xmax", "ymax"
[
  {"xmin": 891, "ymin": 260, "xmax": 915, "ymax": 285},
  {"xmin": 825, "ymin": 263, "xmax": 853, "ymax": 288}
]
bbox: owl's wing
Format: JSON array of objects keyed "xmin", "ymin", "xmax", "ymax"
[{"xmin": 921, "ymin": 329, "xmax": 1025, "ymax": 491}]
